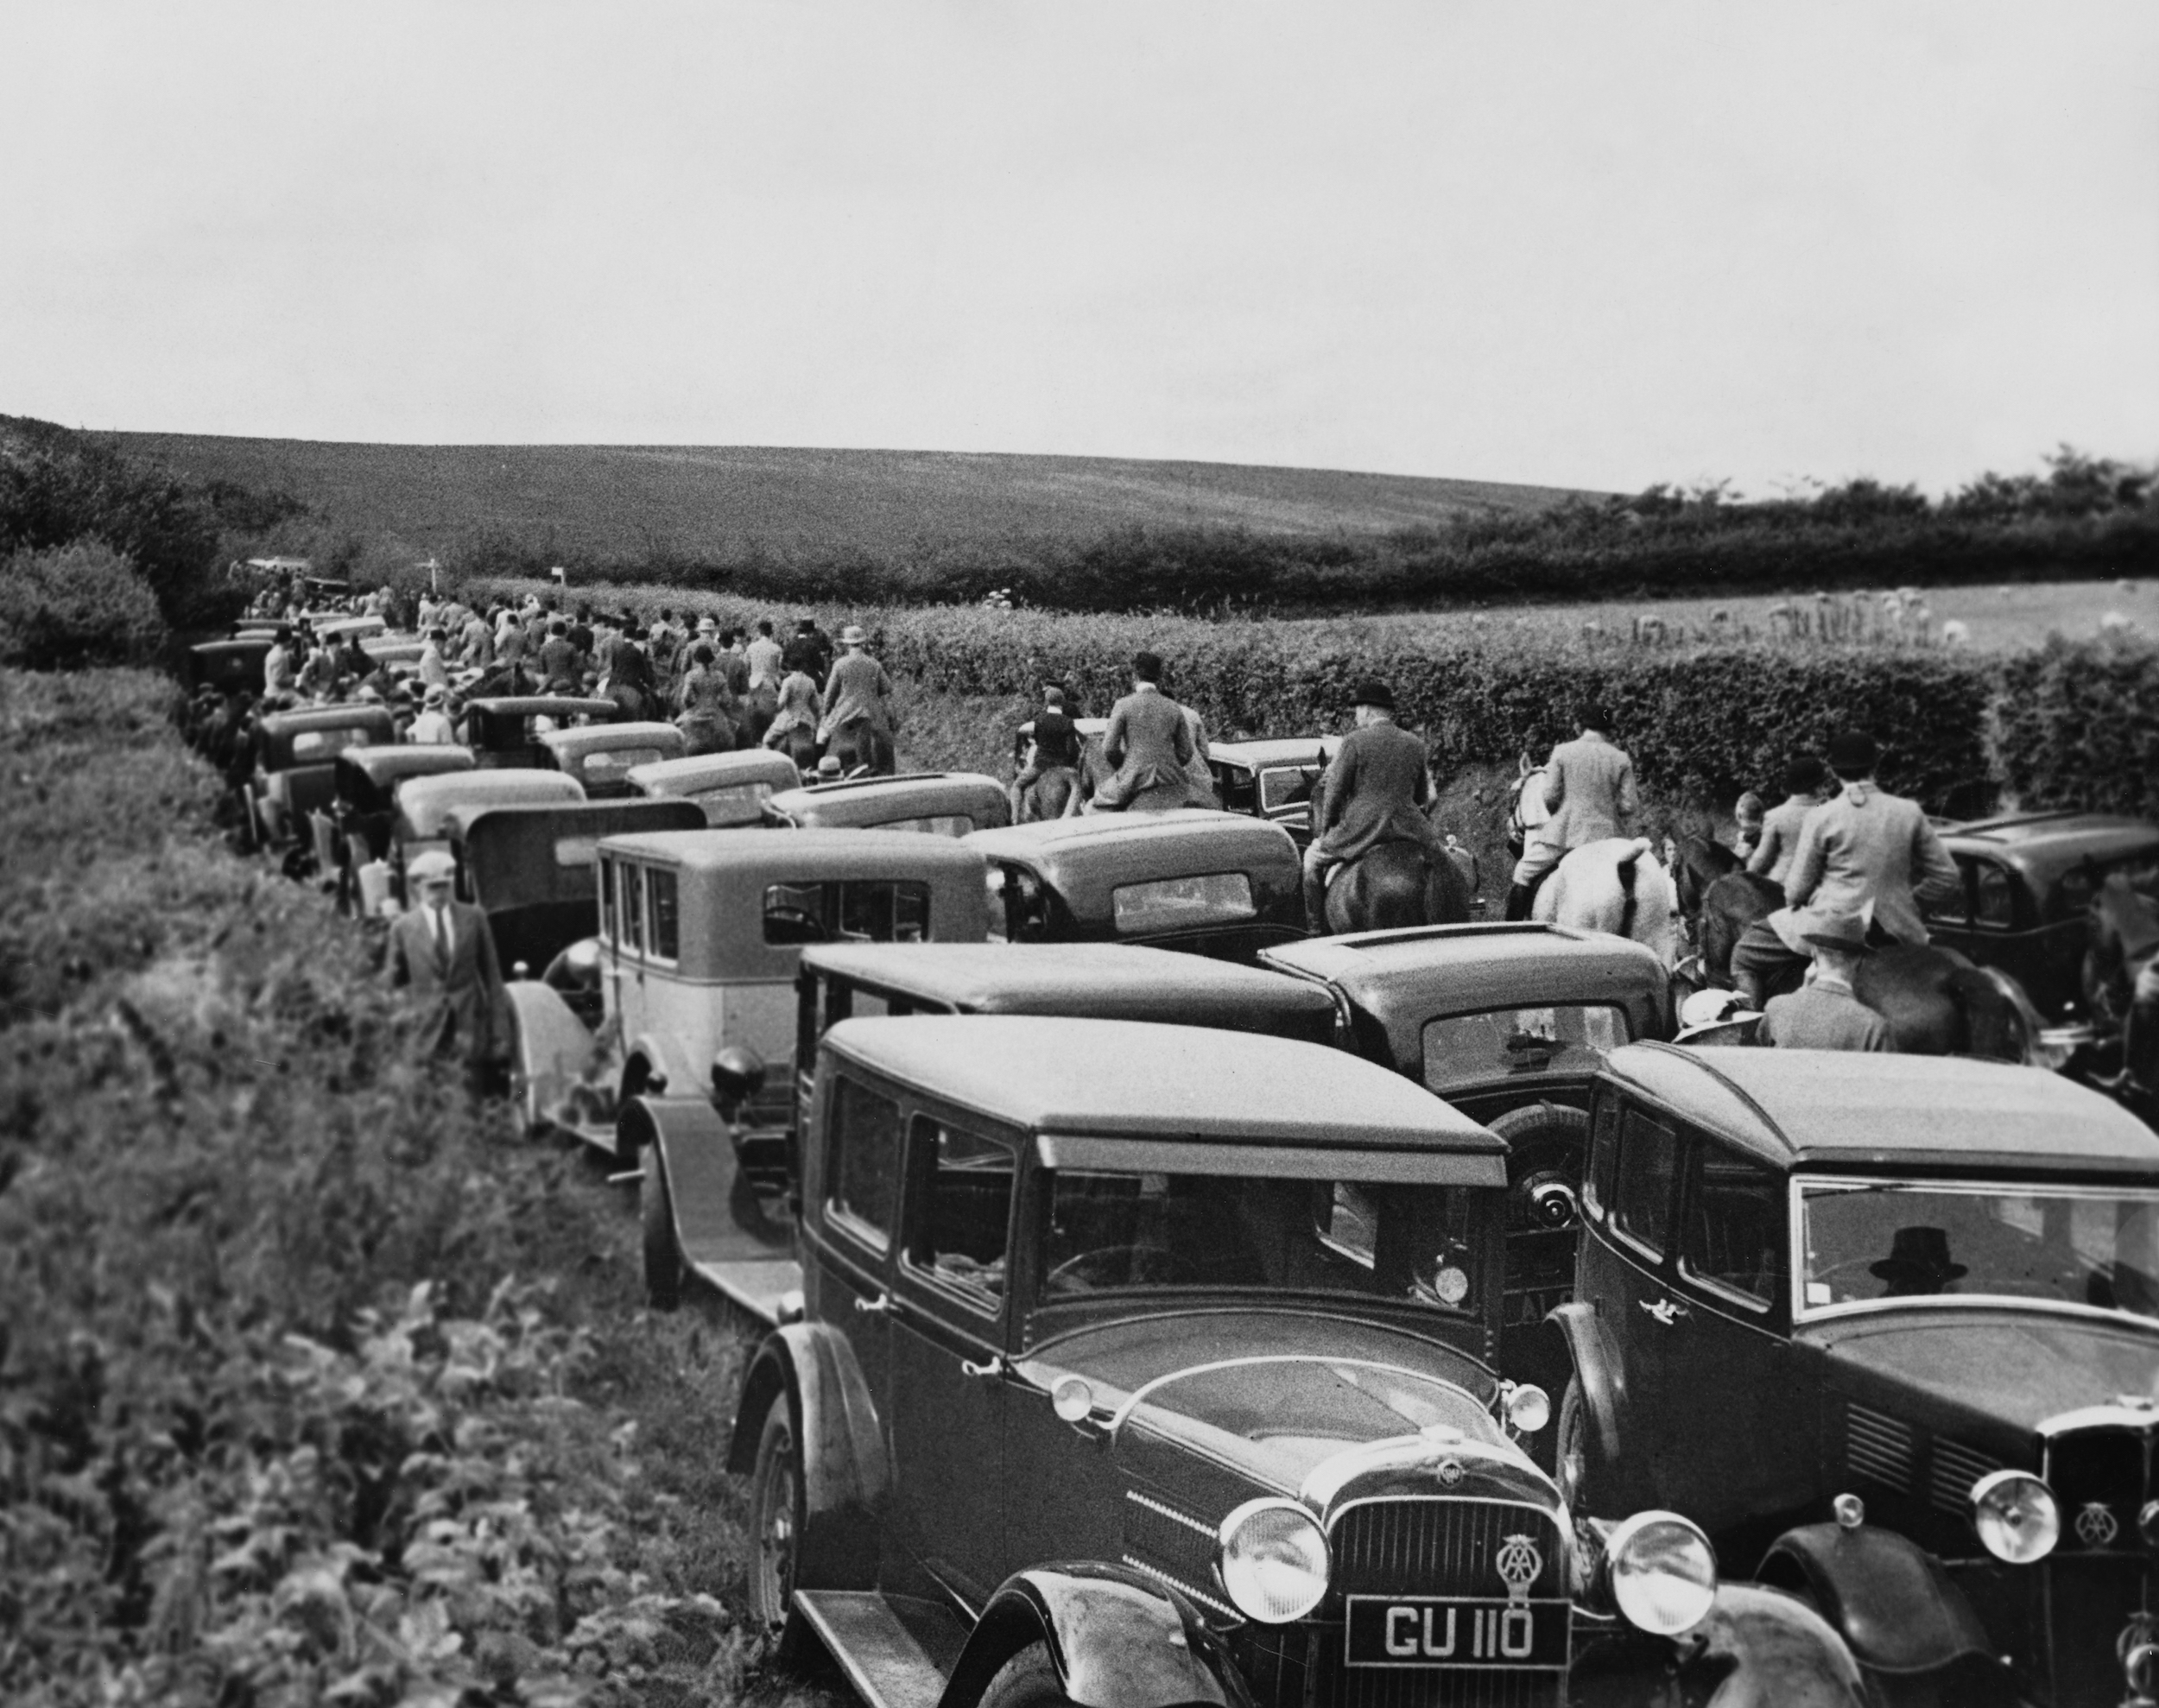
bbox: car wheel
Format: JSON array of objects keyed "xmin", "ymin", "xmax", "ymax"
[
  {"xmin": 979, "ymin": 1642, "xmax": 1076, "ymax": 1708},
  {"xmin": 749, "ymin": 1394, "xmax": 812, "ymax": 1657},
  {"xmin": 641, "ymin": 1151, "xmax": 686, "ymax": 1312},
  {"xmin": 1556, "ymin": 1376, "xmax": 1591, "ymax": 1513}
]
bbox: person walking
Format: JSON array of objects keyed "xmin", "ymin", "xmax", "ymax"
[
  {"xmin": 782, "ymin": 617, "xmax": 832, "ymax": 685},
  {"xmin": 1301, "ymin": 680, "xmax": 1446, "ymax": 931},
  {"xmin": 1094, "ymin": 651, "xmax": 1193, "ymax": 813},
  {"xmin": 263, "ymin": 627, "xmax": 296, "ymax": 696},
  {"xmin": 386, "ymin": 849, "xmax": 511, "ymax": 1093},
  {"xmin": 1746, "ymin": 755, "xmax": 1829, "ymax": 886},
  {"xmin": 742, "ymin": 618, "xmax": 784, "ymax": 746},
  {"xmin": 817, "ymin": 624, "xmax": 898, "ymax": 775},
  {"xmin": 1730, "ymin": 731, "xmax": 1961, "ymax": 1008},
  {"xmin": 1504, "ymin": 705, "xmax": 1638, "ymax": 920},
  {"xmin": 1757, "ymin": 913, "xmax": 1894, "ymax": 1051},
  {"xmin": 417, "ymin": 628, "xmax": 452, "ymax": 693}
]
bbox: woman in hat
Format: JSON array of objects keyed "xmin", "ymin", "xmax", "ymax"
[
  {"xmin": 763, "ymin": 659, "xmax": 824, "ymax": 775},
  {"xmin": 817, "ymin": 623, "xmax": 898, "ymax": 776},
  {"xmin": 673, "ymin": 643, "xmax": 738, "ymax": 756},
  {"xmin": 406, "ymin": 684, "xmax": 459, "ymax": 745}
]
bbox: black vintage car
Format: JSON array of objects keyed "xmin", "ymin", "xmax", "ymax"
[
  {"xmin": 964, "ymin": 810, "xmax": 1306, "ymax": 962},
  {"xmin": 1263, "ymin": 923, "xmax": 1671, "ymax": 1395},
  {"xmin": 326, "ymin": 745, "xmax": 476, "ymax": 913},
  {"xmin": 187, "ymin": 636, "xmax": 273, "ymax": 697},
  {"xmin": 729, "ymin": 1015, "xmax": 1869, "ymax": 1708},
  {"xmin": 1554, "ymin": 1044, "xmax": 2159, "ymax": 1707},
  {"xmin": 244, "ymin": 704, "xmax": 396, "ymax": 855},
  {"xmin": 462, "ymin": 696, "xmax": 619, "ymax": 769},
  {"xmin": 763, "ymin": 771, "xmax": 1014, "ymax": 836},
  {"xmin": 1928, "ymin": 810, "xmax": 2159, "ymax": 1025},
  {"xmin": 1207, "ymin": 737, "xmax": 1332, "ymax": 849}
]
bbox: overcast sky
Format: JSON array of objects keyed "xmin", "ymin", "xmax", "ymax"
[{"xmin": 2, "ymin": 2, "xmax": 2153, "ymax": 494}]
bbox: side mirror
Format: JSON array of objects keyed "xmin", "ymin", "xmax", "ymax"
[{"xmin": 711, "ymin": 1045, "xmax": 769, "ymax": 1122}]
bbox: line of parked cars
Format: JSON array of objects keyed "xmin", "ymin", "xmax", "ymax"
[{"xmin": 208, "ymin": 667, "xmax": 2159, "ymax": 1707}]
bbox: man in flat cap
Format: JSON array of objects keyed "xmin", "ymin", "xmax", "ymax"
[
  {"xmin": 1732, "ymin": 730, "xmax": 1960, "ymax": 1009},
  {"xmin": 1757, "ymin": 911, "xmax": 1893, "ymax": 1051},
  {"xmin": 386, "ymin": 849, "xmax": 510, "ymax": 1091},
  {"xmin": 1303, "ymin": 679, "xmax": 1446, "ymax": 932},
  {"xmin": 1094, "ymin": 651, "xmax": 1194, "ymax": 813}
]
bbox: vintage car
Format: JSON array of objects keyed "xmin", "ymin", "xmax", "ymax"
[
  {"xmin": 1208, "ymin": 737, "xmax": 1331, "ymax": 847},
  {"xmin": 508, "ymin": 829, "xmax": 991, "ymax": 1166},
  {"xmin": 1926, "ymin": 810, "xmax": 2159, "ymax": 1026},
  {"xmin": 629, "ymin": 750, "xmax": 802, "ymax": 826},
  {"xmin": 442, "ymin": 798, "xmax": 703, "ymax": 986},
  {"xmin": 727, "ymin": 1015, "xmax": 1868, "ymax": 1708},
  {"xmin": 243, "ymin": 704, "xmax": 397, "ymax": 854},
  {"xmin": 965, "ymin": 810, "xmax": 1305, "ymax": 962},
  {"xmin": 1261, "ymin": 922, "xmax": 1671, "ymax": 1395},
  {"xmin": 1554, "ymin": 1044, "xmax": 2159, "ymax": 1708},
  {"xmin": 187, "ymin": 636, "xmax": 273, "ymax": 697},
  {"xmin": 535, "ymin": 721, "xmax": 687, "ymax": 799},
  {"xmin": 761, "ymin": 772, "xmax": 1012, "ymax": 836},
  {"xmin": 322, "ymin": 744, "xmax": 476, "ymax": 912},
  {"xmin": 636, "ymin": 942, "xmax": 1342, "ymax": 1313},
  {"xmin": 463, "ymin": 696, "xmax": 619, "ymax": 769},
  {"xmin": 383, "ymin": 769, "xmax": 586, "ymax": 907}
]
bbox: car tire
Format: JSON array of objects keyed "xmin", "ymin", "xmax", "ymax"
[
  {"xmin": 1556, "ymin": 1376, "xmax": 1592, "ymax": 1513},
  {"xmin": 641, "ymin": 1150, "xmax": 686, "ymax": 1313},
  {"xmin": 749, "ymin": 1393, "xmax": 813, "ymax": 1661},
  {"xmin": 978, "ymin": 1642, "xmax": 1076, "ymax": 1708}
]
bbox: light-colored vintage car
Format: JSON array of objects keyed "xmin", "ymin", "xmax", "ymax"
[
  {"xmin": 384, "ymin": 769, "xmax": 586, "ymax": 905},
  {"xmin": 535, "ymin": 721, "xmax": 687, "ymax": 799},
  {"xmin": 629, "ymin": 750, "xmax": 803, "ymax": 826},
  {"xmin": 761, "ymin": 771, "xmax": 1012, "ymax": 836}
]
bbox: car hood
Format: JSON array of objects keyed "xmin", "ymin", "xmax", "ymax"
[
  {"xmin": 1812, "ymin": 1310, "xmax": 2159, "ymax": 1433},
  {"xmin": 1016, "ymin": 1308, "xmax": 1544, "ymax": 1505}
]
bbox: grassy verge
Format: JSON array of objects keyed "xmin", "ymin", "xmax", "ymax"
[{"xmin": 0, "ymin": 671, "xmax": 820, "ymax": 1708}]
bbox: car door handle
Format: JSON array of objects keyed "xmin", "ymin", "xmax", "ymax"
[
  {"xmin": 960, "ymin": 1355, "xmax": 1007, "ymax": 1379},
  {"xmin": 853, "ymin": 1291, "xmax": 894, "ymax": 1315},
  {"xmin": 1639, "ymin": 1297, "xmax": 1688, "ymax": 1325}
]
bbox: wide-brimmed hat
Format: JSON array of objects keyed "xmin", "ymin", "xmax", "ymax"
[
  {"xmin": 1350, "ymin": 678, "xmax": 1395, "ymax": 712},
  {"xmin": 408, "ymin": 850, "xmax": 456, "ymax": 884},
  {"xmin": 696, "ymin": 615, "xmax": 718, "ymax": 634},
  {"xmin": 423, "ymin": 685, "xmax": 447, "ymax": 706},
  {"xmin": 1802, "ymin": 910, "xmax": 1873, "ymax": 953},
  {"xmin": 839, "ymin": 623, "xmax": 867, "ymax": 646},
  {"xmin": 1868, "ymin": 1225, "xmax": 1967, "ymax": 1286},
  {"xmin": 1827, "ymin": 731, "xmax": 1879, "ymax": 775}
]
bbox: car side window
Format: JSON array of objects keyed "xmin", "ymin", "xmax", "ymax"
[
  {"xmin": 1972, "ymin": 861, "xmax": 2017, "ymax": 930},
  {"xmin": 1583, "ymin": 1097, "xmax": 1620, "ymax": 1222},
  {"xmin": 622, "ymin": 863, "xmax": 645, "ymax": 953},
  {"xmin": 1679, "ymin": 1143, "xmax": 1788, "ymax": 1311},
  {"xmin": 1928, "ymin": 858, "xmax": 1973, "ymax": 927},
  {"xmin": 1612, "ymin": 1110, "xmax": 1678, "ymax": 1260},
  {"xmin": 648, "ymin": 869, "xmax": 680, "ymax": 962},
  {"xmin": 826, "ymin": 1076, "xmax": 902, "ymax": 1252},
  {"xmin": 903, "ymin": 1117, "xmax": 1014, "ymax": 1314},
  {"xmin": 598, "ymin": 854, "xmax": 617, "ymax": 943}
]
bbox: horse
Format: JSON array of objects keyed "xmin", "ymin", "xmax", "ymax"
[
  {"xmin": 1016, "ymin": 765, "xmax": 1083, "ymax": 822},
  {"xmin": 1326, "ymin": 838, "xmax": 1474, "ymax": 934},
  {"xmin": 1848, "ymin": 944, "xmax": 2042, "ymax": 1060},
  {"xmin": 1669, "ymin": 831, "xmax": 1781, "ymax": 988},
  {"xmin": 1532, "ymin": 838, "xmax": 1679, "ymax": 966}
]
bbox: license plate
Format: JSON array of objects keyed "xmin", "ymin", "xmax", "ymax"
[{"xmin": 1344, "ymin": 1596, "xmax": 1570, "ymax": 1669}]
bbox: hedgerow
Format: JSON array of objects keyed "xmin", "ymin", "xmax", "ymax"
[
  {"xmin": 0, "ymin": 541, "xmax": 169, "ymax": 675},
  {"xmin": 1993, "ymin": 635, "xmax": 2159, "ymax": 820}
]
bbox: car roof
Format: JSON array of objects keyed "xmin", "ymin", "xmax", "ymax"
[
  {"xmin": 260, "ymin": 705, "xmax": 396, "ymax": 737},
  {"xmin": 1936, "ymin": 813, "xmax": 2159, "ymax": 876},
  {"xmin": 767, "ymin": 772, "xmax": 1006, "ymax": 822},
  {"xmin": 823, "ymin": 1015, "xmax": 1503, "ymax": 1149},
  {"xmin": 397, "ymin": 769, "xmax": 586, "ymax": 834},
  {"xmin": 193, "ymin": 637, "xmax": 270, "ymax": 657},
  {"xmin": 1209, "ymin": 737, "xmax": 1330, "ymax": 767},
  {"xmin": 599, "ymin": 826, "xmax": 991, "ymax": 878},
  {"xmin": 1602, "ymin": 1042, "xmax": 2159, "ymax": 1176},
  {"xmin": 966, "ymin": 809, "xmax": 1294, "ymax": 864},
  {"xmin": 466, "ymin": 697, "xmax": 617, "ymax": 718},
  {"xmin": 537, "ymin": 721, "xmax": 683, "ymax": 758},
  {"xmin": 628, "ymin": 750, "xmax": 800, "ymax": 792},
  {"xmin": 800, "ymin": 942, "xmax": 1339, "ymax": 1022},
  {"xmin": 1263, "ymin": 923, "xmax": 1667, "ymax": 1015},
  {"xmin": 343, "ymin": 745, "xmax": 475, "ymax": 783}
]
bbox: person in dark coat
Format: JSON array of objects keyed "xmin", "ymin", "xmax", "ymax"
[
  {"xmin": 1301, "ymin": 679, "xmax": 1444, "ymax": 928},
  {"xmin": 1094, "ymin": 651, "xmax": 1193, "ymax": 813},
  {"xmin": 385, "ymin": 850, "xmax": 511, "ymax": 1091},
  {"xmin": 537, "ymin": 619, "xmax": 582, "ymax": 693},
  {"xmin": 607, "ymin": 626, "xmax": 655, "ymax": 721}
]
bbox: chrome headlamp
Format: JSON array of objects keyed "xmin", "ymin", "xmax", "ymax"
[
  {"xmin": 1217, "ymin": 1498, "xmax": 1330, "ymax": 1623},
  {"xmin": 1605, "ymin": 1510, "xmax": 1717, "ymax": 1636},
  {"xmin": 1971, "ymin": 1470, "xmax": 2059, "ymax": 1565}
]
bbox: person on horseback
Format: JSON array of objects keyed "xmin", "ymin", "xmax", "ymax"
[
  {"xmin": 1093, "ymin": 651, "xmax": 1194, "ymax": 813},
  {"xmin": 1746, "ymin": 755, "xmax": 1828, "ymax": 885},
  {"xmin": 1757, "ymin": 911, "xmax": 1893, "ymax": 1051},
  {"xmin": 1301, "ymin": 679, "xmax": 1445, "ymax": 933},
  {"xmin": 1730, "ymin": 731, "xmax": 1960, "ymax": 1009},
  {"xmin": 1504, "ymin": 705, "xmax": 1637, "ymax": 921},
  {"xmin": 1010, "ymin": 685, "xmax": 1082, "ymax": 822}
]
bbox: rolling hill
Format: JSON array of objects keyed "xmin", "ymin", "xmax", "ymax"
[{"xmin": 106, "ymin": 433, "xmax": 1596, "ymax": 559}]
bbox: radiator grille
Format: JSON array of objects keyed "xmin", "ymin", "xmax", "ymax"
[
  {"xmin": 1235, "ymin": 1625, "xmax": 1561, "ymax": 1708},
  {"xmin": 1928, "ymin": 1438, "xmax": 2000, "ymax": 1516},
  {"xmin": 1329, "ymin": 1498, "xmax": 1567, "ymax": 1603},
  {"xmin": 1846, "ymin": 1404, "xmax": 1914, "ymax": 1491}
]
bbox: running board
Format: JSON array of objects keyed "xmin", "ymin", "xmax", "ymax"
[
  {"xmin": 687, "ymin": 1255, "xmax": 802, "ymax": 1325},
  {"xmin": 793, "ymin": 1591, "xmax": 966, "ymax": 1708}
]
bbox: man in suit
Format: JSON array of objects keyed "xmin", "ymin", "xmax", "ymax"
[
  {"xmin": 386, "ymin": 850, "xmax": 511, "ymax": 1092},
  {"xmin": 1094, "ymin": 651, "xmax": 1194, "ymax": 813},
  {"xmin": 1731, "ymin": 731, "xmax": 1961, "ymax": 1009},
  {"xmin": 818, "ymin": 624, "xmax": 899, "ymax": 775},
  {"xmin": 1302, "ymin": 679, "xmax": 1445, "ymax": 930},
  {"xmin": 1757, "ymin": 912, "xmax": 1894, "ymax": 1051},
  {"xmin": 1505, "ymin": 705, "xmax": 1639, "ymax": 920}
]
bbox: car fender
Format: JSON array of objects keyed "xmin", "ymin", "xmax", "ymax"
[
  {"xmin": 627, "ymin": 1094, "xmax": 796, "ymax": 1312},
  {"xmin": 624, "ymin": 1029, "xmax": 698, "ymax": 1103},
  {"xmin": 726, "ymin": 1324, "xmax": 887, "ymax": 1591},
  {"xmin": 1548, "ymin": 1299, "xmax": 1624, "ymax": 1466},
  {"xmin": 1575, "ymin": 1582, "xmax": 1868, "ymax": 1707},
  {"xmin": 938, "ymin": 1564, "xmax": 1241, "ymax": 1708},
  {"xmin": 505, "ymin": 980, "xmax": 598, "ymax": 1134},
  {"xmin": 1756, "ymin": 1523, "xmax": 1996, "ymax": 1675}
]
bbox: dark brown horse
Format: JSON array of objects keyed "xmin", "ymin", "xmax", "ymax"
[
  {"xmin": 1670, "ymin": 832, "xmax": 1780, "ymax": 988},
  {"xmin": 1325, "ymin": 839, "xmax": 1474, "ymax": 934}
]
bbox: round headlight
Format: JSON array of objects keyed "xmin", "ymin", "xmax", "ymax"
[
  {"xmin": 1218, "ymin": 1499, "xmax": 1330, "ymax": 1623},
  {"xmin": 1606, "ymin": 1511, "xmax": 1717, "ymax": 1636},
  {"xmin": 1972, "ymin": 1471, "xmax": 2059, "ymax": 1565},
  {"xmin": 1504, "ymin": 1382, "xmax": 1551, "ymax": 1436}
]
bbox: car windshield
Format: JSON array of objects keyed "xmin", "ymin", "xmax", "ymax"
[
  {"xmin": 1421, "ymin": 1004, "xmax": 1629, "ymax": 1090},
  {"xmin": 1798, "ymin": 1178, "xmax": 2159, "ymax": 1323},
  {"xmin": 1040, "ymin": 1169, "xmax": 1485, "ymax": 1316}
]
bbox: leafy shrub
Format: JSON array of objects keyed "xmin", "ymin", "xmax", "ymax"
[
  {"xmin": 1994, "ymin": 635, "xmax": 2159, "ymax": 821},
  {"xmin": 0, "ymin": 541, "xmax": 169, "ymax": 673}
]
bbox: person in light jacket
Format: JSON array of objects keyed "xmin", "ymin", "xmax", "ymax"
[{"xmin": 1505, "ymin": 706, "xmax": 1638, "ymax": 919}]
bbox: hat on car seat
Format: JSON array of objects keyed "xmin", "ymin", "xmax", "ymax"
[{"xmin": 1350, "ymin": 678, "xmax": 1395, "ymax": 712}]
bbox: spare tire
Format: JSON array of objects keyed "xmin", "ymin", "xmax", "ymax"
[{"xmin": 1485, "ymin": 1100, "xmax": 1590, "ymax": 1230}]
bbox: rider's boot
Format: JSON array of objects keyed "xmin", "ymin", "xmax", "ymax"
[
  {"xmin": 1503, "ymin": 882, "xmax": 1535, "ymax": 923},
  {"xmin": 1302, "ymin": 871, "xmax": 1330, "ymax": 936}
]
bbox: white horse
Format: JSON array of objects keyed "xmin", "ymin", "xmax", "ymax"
[{"xmin": 1532, "ymin": 836, "xmax": 1679, "ymax": 965}]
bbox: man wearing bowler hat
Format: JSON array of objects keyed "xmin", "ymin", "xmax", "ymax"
[
  {"xmin": 1302, "ymin": 679, "xmax": 1445, "ymax": 933},
  {"xmin": 1757, "ymin": 911, "xmax": 1893, "ymax": 1051},
  {"xmin": 386, "ymin": 849, "xmax": 511, "ymax": 1092},
  {"xmin": 1732, "ymin": 730, "xmax": 1960, "ymax": 1009}
]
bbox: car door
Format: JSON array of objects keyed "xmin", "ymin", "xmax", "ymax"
[
  {"xmin": 887, "ymin": 1109, "xmax": 1016, "ymax": 1608},
  {"xmin": 807, "ymin": 1072, "xmax": 900, "ymax": 1439}
]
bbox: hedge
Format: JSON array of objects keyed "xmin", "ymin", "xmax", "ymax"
[{"xmin": 0, "ymin": 541, "xmax": 170, "ymax": 674}]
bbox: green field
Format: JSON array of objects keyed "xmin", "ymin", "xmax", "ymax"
[{"xmin": 109, "ymin": 433, "xmax": 1594, "ymax": 557}]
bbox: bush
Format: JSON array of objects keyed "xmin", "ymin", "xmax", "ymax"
[
  {"xmin": 0, "ymin": 541, "xmax": 169, "ymax": 672},
  {"xmin": 1994, "ymin": 635, "xmax": 2159, "ymax": 821}
]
